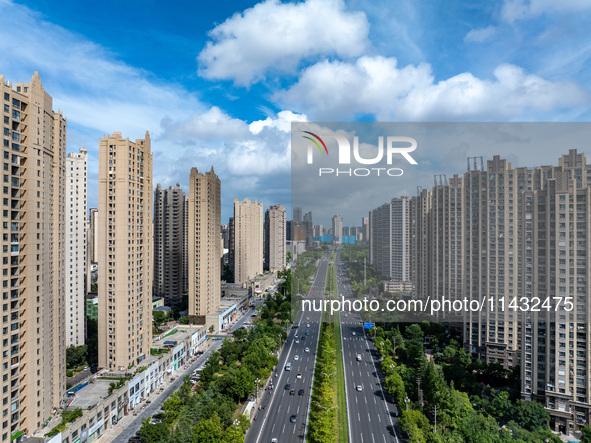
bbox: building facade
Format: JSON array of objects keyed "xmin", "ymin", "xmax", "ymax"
[
  {"xmin": 66, "ymin": 148, "xmax": 87, "ymax": 347},
  {"xmin": 233, "ymin": 198, "xmax": 263, "ymax": 284},
  {"xmin": 188, "ymin": 167, "xmax": 221, "ymax": 319},
  {"xmin": 0, "ymin": 72, "xmax": 67, "ymax": 440},
  {"xmin": 332, "ymin": 214, "xmax": 343, "ymax": 244},
  {"xmin": 369, "ymin": 197, "xmax": 410, "ymax": 281},
  {"xmin": 264, "ymin": 204, "xmax": 286, "ymax": 272},
  {"xmin": 153, "ymin": 183, "xmax": 187, "ymax": 307},
  {"xmin": 98, "ymin": 132, "xmax": 153, "ymax": 370}
]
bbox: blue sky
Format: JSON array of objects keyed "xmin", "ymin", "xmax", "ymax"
[{"xmin": 1, "ymin": 0, "xmax": 591, "ymax": 225}]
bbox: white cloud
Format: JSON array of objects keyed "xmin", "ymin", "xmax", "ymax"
[
  {"xmin": 197, "ymin": 0, "xmax": 370, "ymax": 86},
  {"xmin": 502, "ymin": 0, "xmax": 591, "ymax": 22},
  {"xmin": 249, "ymin": 110, "xmax": 308, "ymax": 134},
  {"xmin": 464, "ymin": 26, "xmax": 497, "ymax": 43},
  {"xmin": 275, "ymin": 56, "xmax": 589, "ymax": 121},
  {"xmin": 160, "ymin": 107, "xmax": 250, "ymax": 146}
]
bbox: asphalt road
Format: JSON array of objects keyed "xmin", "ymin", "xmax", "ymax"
[
  {"xmin": 113, "ymin": 300, "xmax": 262, "ymax": 442},
  {"xmin": 247, "ymin": 253, "xmax": 329, "ymax": 443},
  {"xmin": 336, "ymin": 251, "xmax": 404, "ymax": 443}
]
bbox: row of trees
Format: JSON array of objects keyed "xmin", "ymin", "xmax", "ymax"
[{"xmin": 375, "ymin": 323, "xmax": 561, "ymax": 442}]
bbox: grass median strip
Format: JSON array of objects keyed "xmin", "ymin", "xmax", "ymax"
[{"xmin": 335, "ymin": 318, "xmax": 349, "ymax": 443}]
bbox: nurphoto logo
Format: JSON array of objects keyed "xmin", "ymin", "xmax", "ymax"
[{"xmin": 303, "ymin": 131, "xmax": 419, "ymax": 177}]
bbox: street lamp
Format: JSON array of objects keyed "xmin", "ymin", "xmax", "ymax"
[
  {"xmin": 404, "ymin": 397, "xmax": 410, "ymax": 411},
  {"xmin": 320, "ymin": 371, "xmax": 336, "ymax": 378},
  {"xmin": 318, "ymin": 404, "xmax": 336, "ymax": 412},
  {"xmin": 255, "ymin": 378, "xmax": 260, "ymax": 399}
]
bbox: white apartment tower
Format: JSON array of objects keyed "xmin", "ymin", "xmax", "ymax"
[
  {"xmin": 265, "ymin": 204, "xmax": 286, "ymax": 272},
  {"xmin": 233, "ymin": 198, "xmax": 263, "ymax": 284},
  {"xmin": 66, "ymin": 148, "xmax": 87, "ymax": 347},
  {"xmin": 0, "ymin": 73, "xmax": 66, "ymax": 440},
  {"xmin": 188, "ymin": 167, "xmax": 221, "ymax": 319},
  {"xmin": 332, "ymin": 214, "xmax": 343, "ymax": 244},
  {"xmin": 98, "ymin": 132, "xmax": 153, "ymax": 370}
]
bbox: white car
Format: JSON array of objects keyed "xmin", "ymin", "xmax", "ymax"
[
  {"xmin": 356, "ymin": 385, "xmax": 362, "ymax": 392},
  {"xmin": 294, "ymin": 355, "xmax": 299, "ymax": 361},
  {"xmin": 352, "ymin": 332, "xmax": 356, "ymax": 336},
  {"xmin": 271, "ymin": 439, "xmax": 278, "ymax": 443},
  {"xmin": 296, "ymin": 373, "xmax": 302, "ymax": 379},
  {"xmin": 295, "ymin": 339, "xmax": 300, "ymax": 343},
  {"xmin": 304, "ymin": 347, "xmax": 310, "ymax": 353},
  {"xmin": 306, "ymin": 323, "xmax": 310, "ymax": 327}
]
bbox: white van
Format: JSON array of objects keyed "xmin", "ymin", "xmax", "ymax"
[{"xmin": 357, "ymin": 354, "xmax": 362, "ymax": 362}]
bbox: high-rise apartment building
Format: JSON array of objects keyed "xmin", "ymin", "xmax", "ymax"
[
  {"xmin": 98, "ymin": 132, "xmax": 153, "ymax": 370},
  {"xmin": 362, "ymin": 216, "xmax": 369, "ymax": 244},
  {"xmin": 264, "ymin": 204, "xmax": 286, "ymax": 272},
  {"xmin": 369, "ymin": 198, "xmax": 410, "ymax": 281},
  {"xmin": 332, "ymin": 214, "xmax": 343, "ymax": 244},
  {"xmin": 233, "ymin": 198, "xmax": 263, "ymax": 284},
  {"xmin": 408, "ymin": 150, "xmax": 591, "ymax": 434},
  {"xmin": 188, "ymin": 167, "xmax": 221, "ymax": 320},
  {"xmin": 0, "ymin": 72, "xmax": 67, "ymax": 439},
  {"xmin": 66, "ymin": 148, "xmax": 87, "ymax": 347},
  {"xmin": 154, "ymin": 183, "xmax": 187, "ymax": 307},
  {"xmin": 292, "ymin": 207, "xmax": 302, "ymax": 223}
]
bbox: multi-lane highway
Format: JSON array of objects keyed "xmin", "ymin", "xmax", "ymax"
[
  {"xmin": 246, "ymin": 252, "xmax": 329, "ymax": 443},
  {"xmin": 336, "ymin": 250, "xmax": 403, "ymax": 443}
]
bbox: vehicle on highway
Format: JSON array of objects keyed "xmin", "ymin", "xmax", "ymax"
[
  {"xmin": 296, "ymin": 373, "xmax": 302, "ymax": 379},
  {"xmin": 295, "ymin": 339, "xmax": 299, "ymax": 343},
  {"xmin": 294, "ymin": 355, "xmax": 299, "ymax": 361},
  {"xmin": 271, "ymin": 439, "xmax": 278, "ymax": 443},
  {"xmin": 301, "ymin": 336, "xmax": 306, "ymax": 341},
  {"xmin": 356, "ymin": 384, "xmax": 363, "ymax": 391},
  {"xmin": 290, "ymin": 389, "xmax": 295, "ymax": 396},
  {"xmin": 298, "ymin": 388, "xmax": 305, "ymax": 396},
  {"xmin": 294, "ymin": 334, "xmax": 299, "ymax": 338},
  {"xmin": 285, "ymin": 362, "xmax": 292, "ymax": 371},
  {"xmin": 357, "ymin": 354, "xmax": 362, "ymax": 362},
  {"xmin": 352, "ymin": 332, "xmax": 356, "ymax": 336},
  {"xmin": 304, "ymin": 347, "xmax": 310, "ymax": 353},
  {"xmin": 285, "ymin": 383, "xmax": 291, "ymax": 390},
  {"xmin": 306, "ymin": 323, "xmax": 310, "ymax": 327},
  {"xmin": 290, "ymin": 414, "xmax": 297, "ymax": 423},
  {"xmin": 305, "ymin": 331, "xmax": 309, "ymax": 335}
]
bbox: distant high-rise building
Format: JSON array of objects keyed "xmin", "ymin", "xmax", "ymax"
[
  {"xmin": 188, "ymin": 167, "xmax": 221, "ymax": 319},
  {"xmin": 286, "ymin": 220, "xmax": 293, "ymax": 241},
  {"xmin": 98, "ymin": 131, "xmax": 153, "ymax": 370},
  {"xmin": 369, "ymin": 197, "xmax": 410, "ymax": 281},
  {"xmin": 66, "ymin": 148, "xmax": 88, "ymax": 347},
  {"xmin": 292, "ymin": 207, "xmax": 302, "ymax": 222},
  {"xmin": 0, "ymin": 72, "xmax": 67, "ymax": 435},
  {"xmin": 332, "ymin": 215, "xmax": 343, "ymax": 244},
  {"xmin": 234, "ymin": 198, "xmax": 264, "ymax": 284},
  {"xmin": 362, "ymin": 217, "xmax": 369, "ymax": 243},
  {"xmin": 303, "ymin": 211, "xmax": 312, "ymax": 222},
  {"xmin": 154, "ymin": 183, "xmax": 188, "ymax": 307},
  {"xmin": 228, "ymin": 217, "xmax": 235, "ymax": 276},
  {"xmin": 265, "ymin": 204, "xmax": 286, "ymax": 271},
  {"xmin": 221, "ymin": 224, "xmax": 230, "ymax": 250},
  {"xmin": 314, "ymin": 224, "xmax": 323, "ymax": 237}
]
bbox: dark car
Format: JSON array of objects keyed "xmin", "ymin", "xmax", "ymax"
[
  {"xmin": 290, "ymin": 389, "xmax": 295, "ymax": 396},
  {"xmin": 301, "ymin": 336, "xmax": 306, "ymax": 340},
  {"xmin": 298, "ymin": 388, "xmax": 305, "ymax": 396},
  {"xmin": 285, "ymin": 383, "xmax": 291, "ymax": 390},
  {"xmin": 290, "ymin": 414, "xmax": 297, "ymax": 423}
]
